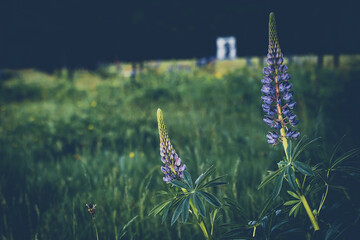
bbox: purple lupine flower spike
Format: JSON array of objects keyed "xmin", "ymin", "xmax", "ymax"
[
  {"xmin": 157, "ymin": 109, "xmax": 187, "ymax": 183},
  {"xmin": 261, "ymin": 13, "xmax": 300, "ymax": 145}
]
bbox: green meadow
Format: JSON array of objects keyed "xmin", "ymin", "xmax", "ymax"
[{"xmin": 1, "ymin": 55, "xmax": 360, "ymax": 239}]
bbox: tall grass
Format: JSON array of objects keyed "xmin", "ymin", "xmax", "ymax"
[{"xmin": 0, "ymin": 58, "xmax": 360, "ymax": 239}]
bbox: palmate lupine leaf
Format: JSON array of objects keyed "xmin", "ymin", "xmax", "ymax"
[
  {"xmin": 289, "ymin": 202, "xmax": 301, "ymax": 217},
  {"xmin": 328, "ymin": 135, "xmax": 347, "ymax": 166},
  {"xmin": 293, "ymin": 161, "xmax": 314, "ymax": 176},
  {"xmin": 198, "ymin": 191, "xmax": 222, "ymax": 208},
  {"xmin": 286, "ymin": 166, "xmax": 298, "ymax": 191},
  {"xmin": 163, "ymin": 197, "xmax": 184, "ymax": 224},
  {"xmin": 284, "ymin": 200, "xmax": 301, "ymax": 206},
  {"xmin": 149, "ymin": 200, "xmax": 172, "ymax": 216},
  {"xmin": 170, "ymin": 179, "xmax": 191, "ymax": 191},
  {"xmin": 199, "ymin": 175, "xmax": 227, "ymax": 189},
  {"xmin": 183, "ymin": 171, "xmax": 194, "ymax": 189},
  {"xmin": 291, "ymin": 137, "xmax": 319, "ymax": 163},
  {"xmin": 258, "ymin": 196, "xmax": 275, "ymax": 221},
  {"xmin": 287, "ymin": 190, "xmax": 300, "ymax": 199},
  {"xmin": 182, "ymin": 195, "xmax": 191, "ymax": 222},
  {"xmin": 258, "ymin": 167, "xmax": 285, "ymax": 190},
  {"xmin": 193, "ymin": 192, "xmax": 206, "ymax": 217},
  {"xmin": 272, "ymin": 170, "xmax": 286, "ymax": 199},
  {"xmin": 330, "ymin": 148, "xmax": 360, "ymax": 170},
  {"xmin": 195, "ymin": 165, "xmax": 216, "ymax": 187},
  {"xmin": 162, "ymin": 167, "xmax": 224, "ymax": 225},
  {"xmin": 162, "ymin": 201, "xmax": 172, "ymax": 224},
  {"xmin": 171, "ymin": 200, "xmax": 185, "ymax": 225}
]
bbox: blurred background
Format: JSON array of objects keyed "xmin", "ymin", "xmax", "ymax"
[
  {"xmin": 1, "ymin": 0, "xmax": 360, "ymax": 69},
  {"xmin": 1, "ymin": 0, "xmax": 360, "ymax": 239}
]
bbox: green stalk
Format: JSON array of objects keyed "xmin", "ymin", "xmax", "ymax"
[
  {"xmin": 182, "ymin": 188, "xmax": 210, "ymax": 240},
  {"xmin": 92, "ymin": 217, "xmax": 99, "ymax": 240},
  {"xmin": 282, "ymin": 143, "xmax": 320, "ymax": 231},
  {"xmin": 299, "ymin": 195, "xmax": 320, "ymax": 231},
  {"xmin": 190, "ymin": 200, "xmax": 210, "ymax": 240}
]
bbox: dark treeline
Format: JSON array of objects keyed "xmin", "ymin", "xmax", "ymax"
[{"xmin": 0, "ymin": 0, "xmax": 359, "ymax": 71}]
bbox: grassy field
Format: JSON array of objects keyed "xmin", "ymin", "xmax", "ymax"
[{"xmin": 1, "ymin": 55, "xmax": 360, "ymax": 239}]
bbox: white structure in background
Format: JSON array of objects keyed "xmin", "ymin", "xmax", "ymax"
[{"xmin": 216, "ymin": 36, "xmax": 236, "ymax": 60}]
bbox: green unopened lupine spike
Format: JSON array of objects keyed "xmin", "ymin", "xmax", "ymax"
[
  {"xmin": 269, "ymin": 12, "xmax": 279, "ymax": 49},
  {"xmin": 157, "ymin": 108, "xmax": 169, "ymax": 145}
]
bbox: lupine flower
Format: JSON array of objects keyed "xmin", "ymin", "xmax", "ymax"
[
  {"xmin": 157, "ymin": 108, "xmax": 186, "ymax": 183},
  {"xmin": 261, "ymin": 13, "xmax": 300, "ymax": 145}
]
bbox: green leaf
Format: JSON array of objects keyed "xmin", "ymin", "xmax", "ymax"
[
  {"xmin": 331, "ymin": 148, "xmax": 360, "ymax": 170},
  {"xmin": 170, "ymin": 180, "xmax": 190, "ymax": 190},
  {"xmin": 258, "ymin": 167, "xmax": 285, "ymax": 190},
  {"xmin": 171, "ymin": 200, "xmax": 184, "ymax": 225},
  {"xmin": 121, "ymin": 215, "xmax": 138, "ymax": 232},
  {"xmin": 198, "ymin": 175, "xmax": 227, "ymax": 189},
  {"xmin": 193, "ymin": 193, "xmax": 206, "ymax": 217},
  {"xmin": 258, "ymin": 196, "xmax": 273, "ymax": 220},
  {"xmin": 223, "ymin": 198, "xmax": 248, "ymax": 221},
  {"xmin": 287, "ymin": 140, "xmax": 292, "ymax": 162},
  {"xmin": 291, "ymin": 136, "xmax": 305, "ymax": 160},
  {"xmin": 284, "ymin": 200, "xmax": 300, "ymax": 206},
  {"xmin": 335, "ymin": 166, "xmax": 360, "ymax": 174},
  {"xmin": 293, "ymin": 161, "xmax": 314, "ymax": 176},
  {"xmin": 289, "ymin": 202, "xmax": 301, "ymax": 217},
  {"xmin": 198, "ymin": 191, "xmax": 221, "ymax": 208},
  {"xmin": 182, "ymin": 195, "xmax": 191, "ymax": 223},
  {"xmin": 157, "ymin": 190, "xmax": 169, "ymax": 195},
  {"xmin": 195, "ymin": 165, "xmax": 215, "ymax": 187},
  {"xmin": 272, "ymin": 169, "xmax": 285, "ymax": 199},
  {"xmin": 292, "ymin": 137, "xmax": 319, "ymax": 163},
  {"xmin": 182, "ymin": 171, "xmax": 194, "ymax": 190},
  {"xmin": 148, "ymin": 200, "xmax": 172, "ymax": 216},
  {"xmin": 286, "ymin": 166, "xmax": 298, "ymax": 191},
  {"xmin": 329, "ymin": 135, "xmax": 346, "ymax": 166},
  {"xmin": 287, "ymin": 191, "xmax": 300, "ymax": 199},
  {"xmin": 161, "ymin": 201, "xmax": 172, "ymax": 224}
]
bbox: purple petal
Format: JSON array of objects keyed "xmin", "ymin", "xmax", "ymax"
[
  {"xmin": 290, "ymin": 119, "xmax": 299, "ymax": 126},
  {"xmin": 274, "ymin": 121, "xmax": 282, "ymax": 129},
  {"xmin": 175, "ymin": 157, "xmax": 182, "ymax": 166},
  {"xmin": 261, "ymin": 76, "xmax": 273, "ymax": 84},
  {"xmin": 292, "ymin": 131, "xmax": 300, "ymax": 139},
  {"xmin": 288, "ymin": 102, "xmax": 296, "ymax": 109},
  {"xmin": 179, "ymin": 164, "xmax": 186, "ymax": 172}
]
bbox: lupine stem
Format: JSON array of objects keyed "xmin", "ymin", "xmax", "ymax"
[
  {"xmin": 182, "ymin": 188, "xmax": 210, "ymax": 240},
  {"xmin": 282, "ymin": 143, "xmax": 320, "ymax": 231},
  {"xmin": 280, "ymin": 127, "xmax": 289, "ymax": 159},
  {"xmin": 299, "ymin": 195, "xmax": 320, "ymax": 231}
]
